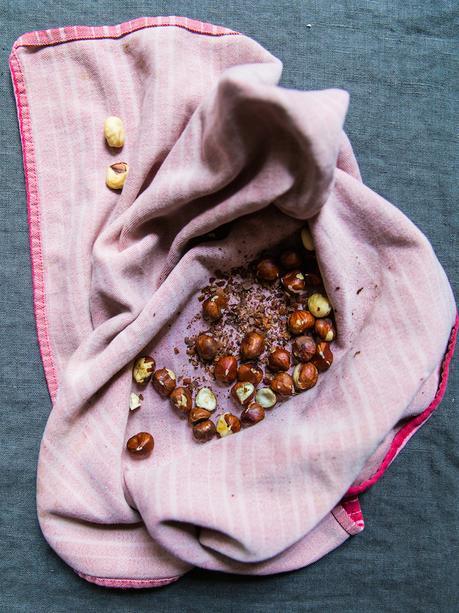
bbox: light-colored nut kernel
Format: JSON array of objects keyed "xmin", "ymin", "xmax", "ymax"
[
  {"xmin": 216, "ymin": 412, "xmax": 241, "ymax": 438},
  {"xmin": 231, "ymin": 382, "xmax": 256, "ymax": 407},
  {"xmin": 195, "ymin": 387, "xmax": 217, "ymax": 412},
  {"xmin": 308, "ymin": 293, "xmax": 332, "ymax": 318},
  {"xmin": 301, "ymin": 225, "xmax": 314, "ymax": 251},
  {"xmin": 129, "ymin": 392, "xmax": 143, "ymax": 411},
  {"xmin": 255, "ymin": 387, "xmax": 277, "ymax": 409},
  {"xmin": 106, "ymin": 162, "xmax": 129, "ymax": 190},
  {"xmin": 132, "ymin": 356, "xmax": 155, "ymax": 384},
  {"xmin": 104, "ymin": 116, "xmax": 125, "ymax": 148}
]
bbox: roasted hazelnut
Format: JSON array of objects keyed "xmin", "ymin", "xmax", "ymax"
[
  {"xmin": 303, "ymin": 272, "xmax": 323, "ymax": 287},
  {"xmin": 202, "ymin": 294, "xmax": 227, "ymax": 321},
  {"xmin": 126, "ymin": 432, "xmax": 154, "ymax": 456},
  {"xmin": 188, "ymin": 407, "xmax": 212, "ymax": 425},
  {"xmin": 293, "ymin": 362, "xmax": 319, "ymax": 391},
  {"xmin": 256, "ymin": 258, "xmax": 280, "ymax": 282},
  {"xmin": 195, "ymin": 334, "xmax": 219, "ymax": 362},
  {"xmin": 240, "ymin": 331, "xmax": 265, "ymax": 361},
  {"xmin": 301, "ymin": 225, "xmax": 315, "ymax": 251},
  {"xmin": 280, "ymin": 250, "xmax": 303, "ymax": 270},
  {"xmin": 288, "ymin": 310, "xmax": 315, "ymax": 335},
  {"xmin": 129, "ymin": 392, "xmax": 143, "ymax": 411},
  {"xmin": 104, "ymin": 116, "xmax": 125, "ymax": 148},
  {"xmin": 255, "ymin": 387, "xmax": 277, "ymax": 409},
  {"xmin": 195, "ymin": 387, "xmax": 217, "ymax": 412},
  {"xmin": 237, "ymin": 363, "xmax": 263, "ymax": 385},
  {"xmin": 231, "ymin": 382, "xmax": 256, "ymax": 407},
  {"xmin": 214, "ymin": 355, "xmax": 238, "ymax": 384},
  {"xmin": 308, "ymin": 293, "xmax": 332, "ymax": 318},
  {"xmin": 268, "ymin": 347, "xmax": 291, "ymax": 372},
  {"xmin": 311, "ymin": 342, "xmax": 334, "ymax": 372},
  {"xmin": 281, "ymin": 270, "xmax": 306, "ymax": 294},
  {"xmin": 216, "ymin": 412, "xmax": 241, "ymax": 438},
  {"xmin": 241, "ymin": 402, "xmax": 265, "ymax": 426},
  {"xmin": 193, "ymin": 419, "xmax": 216, "ymax": 443},
  {"xmin": 152, "ymin": 368, "xmax": 176, "ymax": 397},
  {"xmin": 132, "ymin": 356, "xmax": 155, "ymax": 384},
  {"xmin": 170, "ymin": 387, "xmax": 193, "ymax": 415},
  {"xmin": 314, "ymin": 318, "xmax": 335, "ymax": 342},
  {"xmin": 292, "ymin": 335, "xmax": 316, "ymax": 362},
  {"xmin": 106, "ymin": 161, "xmax": 128, "ymax": 190},
  {"xmin": 270, "ymin": 372, "xmax": 295, "ymax": 396}
]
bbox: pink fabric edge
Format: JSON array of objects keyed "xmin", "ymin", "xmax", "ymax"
[
  {"xmin": 333, "ymin": 497, "xmax": 365, "ymax": 536},
  {"xmin": 76, "ymin": 571, "xmax": 182, "ymax": 589}
]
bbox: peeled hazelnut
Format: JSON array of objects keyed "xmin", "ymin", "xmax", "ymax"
[
  {"xmin": 292, "ymin": 335, "xmax": 316, "ymax": 362},
  {"xmin": 129, "ymin": 392, "xmax": 143, "ymax": 411},
  {"xmin": 152, "ymin": 368, "xmax": 176, "ymax": 397},
  {"xmin": 288, "ymin": 310, "xmax": 315, "ymax": 335},
  {"xmin": 308, "ymin": 293, "xmax": 332, "ymax": 318},
  {"xmin": 132, "ymin": 356, "xmax": 155, "ymax": 384},
  {"xmin": 195, "ymin": 334, "xmax": 219, "ymax": 362},
  {"xmin": 255, "ymin": 387, "xmax": 277, "ymax": 409},
  {"xmin": 214, "ymin": 355, "xmax": 238, "ymax": 384},
  {"xmin": 231, "ymin": 382, "xmax": 256, "ymax": 407},
  {"xmin": 106, "ymin": 161, "xmax": 128, "ymax": 190},
  {"xmin": 241, "ymin": 402, "xmax": 265, "ymax": 426},
  {"xmin": 202, "ymin": 294, "xmax": 226, "ymax": 321},
  {"xmin": 301, "ymin": 225, "xmax": 315, "ymax": 251},
  {"xmin": 237, "ymin": 363, "xmax": 263, "ymax": 385},
  {"xmin": 280, "ymin": 250, "xmax": 302, "ymax": 270},
  {"xmin": 270, "ymin": 372, "xmax": 295, "ymax": 396},
  {"xmin": 240, "ymin": 331, "xmax": 265, "ymax": 361},
  {"xmin": 170, "ymin": 387, "xmax": 193, "ymax": 415},
  {"xmin": 256, "ymin": 258, "xmax": 280, "ymax": 282},
  {"xmin": 126, "ymin": 432, "xmax": 154, "ymax": 456},
  {"xmin": 311, "ymin": 342, "xmax": 334, "ymax": 372},
  {"xmin": 315, "ymin": 318, "xmax": 335, "ymax": 342},
  {"xmin": 195, "ymin": 387, "xmax": 217, "ymax": 412},
  {"xmin": 216, "ymin": 412, "xmax": 241, "ymax": 438},
  {"xmin": 188, "ymin": 407, "xmax": 212, "ymax": 425},
  {"xmin": 281, "ymin": 270, "xmax": 306, "ymax": 294},
  {"xmin": 293, "ymin": 362, "xmax": 319, "ymax": 391},
  {"xmin": 268, "ymin": 347, "xmax": 291, "ymax": 372},
  {"xmin": 104, "ymin": 116, "xmax": 125, "ymax": 148},
  {"xmin": 193, "ymin": 420, "xmax": 216, "ymax": 443}
]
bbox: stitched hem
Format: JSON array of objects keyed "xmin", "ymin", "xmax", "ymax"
[{"xmin": 76, "ymin": 570, "xmax": 182, "ymax": 589}]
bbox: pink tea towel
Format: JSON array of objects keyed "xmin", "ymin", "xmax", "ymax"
[{"xmin": 9, "ymin": 16, "xmax": 457, "ymax": 588}]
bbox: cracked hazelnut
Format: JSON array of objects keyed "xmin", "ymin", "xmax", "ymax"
[
  {"xmin": 280, "ymin": 250, "xmax": 303, "ymax": 270},
  {"xmin": 126, "ymin": 432, "xmax": 154, "ymax": 456},
  {"xmin": 270, "ymin": 372, "xmax": 295, "ymax": 396},
  {"xmin": 195, "ymin": 387, "xmax": 217, "ymax": 412},
  {"xmin": 292, "ymin": 335, "xmax": 316, "ymax": 362},
  {"xmin": 256, "ymin": 258, "xmax": 280, "ymax": 282},
  {"xmin": 281, "ymin": 270, "xmax": 306, "ymax": 294},
  {"xmin": 231, "ymin": 382, "xmax": 256, "ymax": 407},
  {"xmin": 132, "ymin": 356, "xmax": 155, "ymax": 384},
  {"xmin": 216, "ymin": 412, "xmax": 241, "ymax": 438},
  {"xmin": 268, "ymin": 347, "xmax": 291, "ymax": 372},
  {"xmin": 202, "ymin": 293, "xmax": 227, "ymax": 321},
  {"xmin": 152, "ymin": 368, "xmax": 176, "ymax": 397},
  {"xmin": 241, "ymin": 402, "xmax": 265, "ymax": 426},
  {"xmin": 288, "ymin": 310, "xmax": 315, "ymax": 335},
  {"xmin": 308, "ymin": 293, "xmax": 332, "ymax": 318},
  {"xmin": 240, "ymin": 331, "xmax": 265, "ymax": 361},
  {"xmin": 170, "ymin": 387, "xmax": 193, "ymax": 415},
  {"xmin": 195, "ymin": 334, "xmax": 219, "ymax": 362},
  {"xmin": 255, "ymin": 387, "xmax": 277, "ymax": 409},
  {"xmin": 188, "ymin": 407, "xmax": 212, "ymax": 425},
  {"xmin": 129, "ymin": 392, "xmax": 143, "ymax": 411},
  {"xmin": 214, "ymin": 355, "xmax": 238, "ymax": 384},
  {"xmin": 237, "ymin": 363, "xmax": 263, "ymax": 385},
  {"xmin": 193, "ymin": 420, "xmax": 216, "ymax": 443},
  {"xmin": 104, "ymin": 116, "xmax": 125, "ymax": 148},
  {"xmin": 301, "ymin": 225, "xmax": 314, "ymax": 251},
  {"xmin": 293, "ymin": 362, "xmax": 319, "ymax": 391},
  {"xmin": 311, "ymin": 342, "xmax": 334, "ymax": 372},
  {"xmin": 315, "ymin": 318, "xmax": 335, "ymax": 342},
  {"xmin": 106, "ymin": 161, "xmax": 128, "ymax": 190}
]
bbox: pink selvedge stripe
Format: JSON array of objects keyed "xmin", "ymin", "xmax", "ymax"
[
  {"xmin": 345, "ymin": 313, "xmax": 458, "ymax": 498},
  {"xmin": 76, "ymin": 571, "xmax": 181, "ymax": 589},
  {"xmin": 13, "ymin": 16, "xmax": 239, "ymax": 49},
  {"xmin": 332, "ymin": 497, "xmax": 364, "ymax": 536}
]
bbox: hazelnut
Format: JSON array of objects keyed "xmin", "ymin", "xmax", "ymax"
[
  {"xmin": 281, "ymin": 270, "xmax": 306, "ymax": 294},
  {"xmin": 268, "ymin": 347, "xmax": 291, "ymax": 372},
  {"xmin": 216, "ymin": 412, "xmax": 242, "ymax": 438},
  {"xmin": 103, "ymin": 116, "xmax": 125, "ymax": 148},
  {"xmin": 292, "ymin": 335, "xmax": 316, "ymax": 362},
  {"xmin": 293, "ymin": 363, "xmax": 319, "ymax": 391},
  {"xmin": 202, "ymin": 294, "xmax": 227, "ymax": 321},
  {"xmin": 270, "ymin": 372, "xmax": 295, "ymax": 396},
  {"xmin": 214, "ymin": 355, "xmax": 238, "ymax": 384},
  {"xmin": 308, "ymin": 293, "xmax": 332, "ymax": 318},
  {"xmin": 152, "ymin": 368, "xmax": 176, "ymax": 397},
  {"xmin": 237, "ymin": 363, "xmax": 263, "ymax": 385},
  {"xmin": 129, "ymin": 392, "xmax": 143, "ymax": 411},
  {"xmin": 193, "ymin": 420, "xmax": 216, "ymax": 443},
  {"xmin": 303, "ymin": 272, "xmax": 323, "ymax": 287},
  {"xmin": 231, "ymin": 382, "xmax": 256, "ymax": 407},
  {"xmin": 195, "ymin": 387, "xmax": 217, "ymax": 412},
  {"xmin": 256, "ymin": 258, "xmax": 280, "ymax": 282},
  {"xmin": 170, "ymin": 387, "xmax": 193, "ymax": 415},
  {"xmin": 241, "ymin": 403, "xmax": 265, "ymax": 426},
  {"xmin": 126, "ymin": 432, "xmax": 154, "ymax": 456},
  {"xmin": 288, "ymin": 310, "xmax": 315, "ymax": 335},
  {"xmin": 240, "ymin": 331, "xmax": 265, "ymax": 361},
  {"xmin": 188, "ymin": 407, "xmax": 212, "ymax": 425},
  {"xmin": 255, "ymin": 387, "xmax": 277, "ymax": 409},
  {"xmin": 311, "ymin": 342, "xmax": 334, "ymax": 372},
  {"xmin": 301, "ymin": 225, "xmax": 315, "ymax": 251},
  {"xmin": 132, "ymin": 356, "xmax": 155, "ymax": 384},
  {"xmin": 195, "ymin": 334, "xmax": 219, "ymax": 362},
  {"xmin": 315, "ymin": 318, "xmax": 335, "ymax": 342},
  {"xmin": 106, "ymin": 161, "xmax": 128, "ymax": 190},
  {"xmin": 280, "ymin": 250, "xmax": 302, "ymax": 270}
]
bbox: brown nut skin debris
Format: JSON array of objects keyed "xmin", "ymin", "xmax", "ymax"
[
  {"xmin": 240, "ymin": 331, "xmax": 265, "ymax": 361},
  {"xmin": 311, "ymin": 342, "xmax": 334, "ymax": 372},
  {"xmin": 280, "ymin": 250, "xmax": 303, "ymax": 270},
  {"xmin": 281, "ymin": 270, "xmax": 306, "ymax": 294},
  {"xmin": 293, "ymin": 362, "xmax": 319, "ymax": 391},
  {"xmin": 241, "ymin": 402, "xmax": 265, "ymax": 426},
  {"xmin": 126, "ymin": 432, "xmax": 154, "ymax": 456},
  {"xmin": 195, "ymin": 334, "xmax": 219, "ymax": 362},
  {"xmin": 188, "ymin": 407, "xmax": 212, "ymax": 425},
  {"xmin": 270, "ymin": 372, "xmax": 295, "ymax": 396},
  {"xmin": 132, "ymin": 356, "xmax": 156, "ymax": 385},
  {"xmin": 314, "ymin": 318, "xmax": 335, "ymax": 342},
  {"xmin": 152, "ymin": 368, "xmax": 176, "ymax": 397},
  {"xmin": 292, "ymin": 335, "xmax": 317, "ymax": 363},
  {"xmin": 231, "ymin": 381, "xmax": 256, "ymax": 407},
  {"xmin": 237, "ymin": 363, "xmax": 263, "ymax": 385},
  {"xmin": 268, "ymin": 347, "xmax": 291, "ymax": 372},
  {"xmin": 170, "ymin": 387, "xmax": 193, "ymax": 415},
  {"xmin": 193, "ymin": 419, "xmax": 216, "ymax": 442},
  {"xmin": 288, "ymin": 310, "xmax": 315, "ymax": 335},
  {"xmin": 256, "ymin": 258, "xmax": 280, "ymax": 282},
  {"xmin": 214, "ymin": 355, "xmax": 238, "ymax": 384}
]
